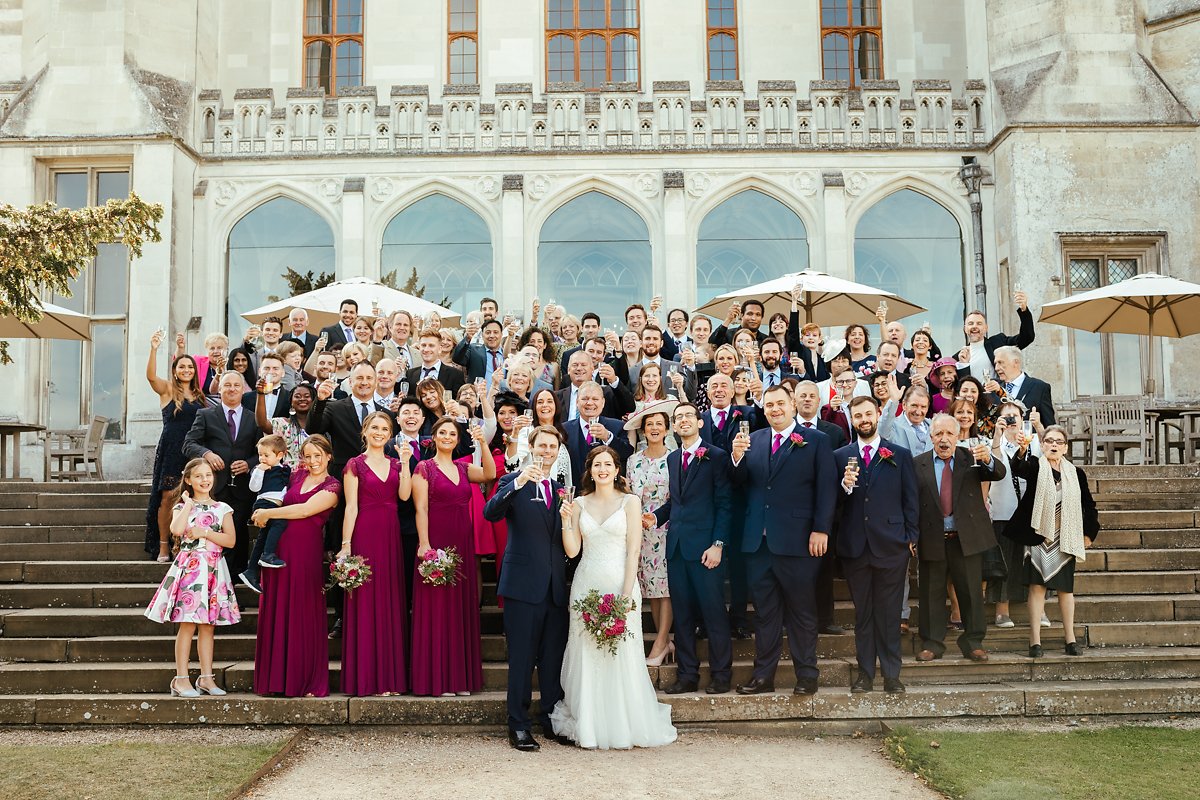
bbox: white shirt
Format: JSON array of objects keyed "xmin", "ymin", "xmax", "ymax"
[
  {"xmin": 220, "ymin": 403, "xmax": 243, "ymax": 438},
  {"xmin": 797, "ymin": 414, "xmax": 821, "ymax": 430},
  {"xmin": 567, "ymin": 385, "xmax": 580, "ymax": 420},
  {"xmin": 374, "ymin": 391, "xmax": 397, "ymax": 408},
  {"xmin": 1005, "ymin": 371, "xmax": 1027, "ymax": 396},
  {"xmin": 342, "ymin": 325, "xmax": 355, "ymax": 343},
  {"xmin": 262, "ymin": 389, "xmax": 280, "ymax": 419},
  {"xmin": 733, "ymin": 419, "xmax": 797, "ymax": 467},
  {"xmin": 965, "ymin": 340, "xmax": 991, "ymax": 378},
  {"xmin": 579, "ymin": 416, "xmax": 612, "ymax": 445},
  {"xmin": 857, "ymin": 434, "xmax": 882, "ymax": 462},
  {"xmin": 353, "ymin": 398, "xmax": 375, "ymax": 423},
  {"xmin": 418, "ymin": 362, "xmax": 441, "ymax": 380},
  {"xmin": 709, "ymin": 404, "xmax": 732, "ymax": 431}
]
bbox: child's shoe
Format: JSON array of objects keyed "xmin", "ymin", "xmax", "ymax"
[
  {"xmin": 238, "ymin": 570, "xmax": 263, "ymax": 595},
  {"xmin": 258, "ymin": 554, "xmax": 287, "ymax": 569}
]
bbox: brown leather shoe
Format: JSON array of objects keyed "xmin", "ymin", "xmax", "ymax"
[
  {"xmin": 899, "ymin": 621, "xmax": 910, "ymax": 634},
  {"xmin": 915, "ymin": 649, "xmax": 941, "ymax": 662},
  {"xmin": 966, "ymin": 649, "xmax": 989, "ymax": 662}
]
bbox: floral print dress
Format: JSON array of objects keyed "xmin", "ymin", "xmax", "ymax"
[
  {"xmin": 144, "ymin": 501, "xmax": 242, "ymax": 626},
  {"xmin": 627, "ymin": 450, "xmax": 670, "ymax": 599}
]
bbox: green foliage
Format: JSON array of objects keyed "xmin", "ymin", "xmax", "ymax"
[
  {"xmin": 267, "ymin": 267, "xmax": 336, "ymax": 302},
  {"xmin": 0, "ymin": 193, "xmax": 163, "ymax": 364},
  {"xmin": 382, "ymin": 266, "xmax": 451, "ymax": 309}
]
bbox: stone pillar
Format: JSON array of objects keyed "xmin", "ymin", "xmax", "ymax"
[
  {"xmin": 340, "ymin": 177, "xmax": 365, "ymax": 279},
  {"xmin": 500, "ymin": 174, "xmax": 526, "ymax": 315},
  {"xmin": 821, "ymin": 171, "xmax": 850, "ymax": 280},
  {"xmin": 661, "ymin": 170, "xmax": 689, "ymax": 310}
]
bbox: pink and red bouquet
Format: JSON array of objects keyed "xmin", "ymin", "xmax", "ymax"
[
  {"xmin": 326, "ymin": 554, "xmax": 371, "ymax": 592},
  {"xmin": 571, "ymin": 589, "xmax": 636, "ymax": 655},
  {"xmin": 418, "ymin": 546, "xmax": 463, "ymax": 587}
]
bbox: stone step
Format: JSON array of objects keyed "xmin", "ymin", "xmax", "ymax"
[
  {"xmin": 1093, "ymin": 477, "xmax": 1200, "ymax": 494},
  {"xmin": 2, "ymin": 679, "xmax": 1197, "ymax": 725},
  {"xmin": 0, "ymin": 526, "xmax": 145, "ymax": 545},
  {"xmin": 0, "ymin": 493, "xmax": 151, "ymax": 510},
  {"xmin": 1073, "ymin": 570, "xmax": 1199, "ymax": 595},
  {"xmin": 0, "ymin": 542, "xmax": 147, "ymax": 564},
  {"xmin": 1086, "ymin": 465, "xmax": 1200, "ymax": 480},
  {"xmin": 1079, "ymin": 548, "xmax": 1200, "ymax": 571},
  {"xmin": 1095, "ymin": 494, "xmax": 1200, "ymax": 511},
  {"xmin": 1142, "ymin": 530, "xmax": 1200, "ymax": 549},
  {"xmin": 0, "ymin": 607, "xmax": 262, "ymax": 638},
  {"xmin": 1100, "ymin": 510, "xmax": 1198, "ymax": 530},
  {"xmin": 0, "ymin": 481, "xmax": 149, "ymax": 495},
  {"xmin": 1086, "ymin": 621, "xmax": 1200, "ymax": 647},
  {"xmin": 0, "ymin": 509, "xmax": 145, "ymax": 526},
  {"xmin": 0, "ymin": 583, "xmax": 262, "ymax": 610},
  {"xmin": 7, "ymin": 561, "xmax": 178, "ymax": 584},
  {"xmin": 997, "ymin": 594, "xmax": 1188, "ymax": 624},
  {"xmin": 870, "ymin": 647, "xmax": 1200, "ymax": 685},
  {"xmin": 0, "ymin": 662, "xmax": 240, "ymax": 694}
]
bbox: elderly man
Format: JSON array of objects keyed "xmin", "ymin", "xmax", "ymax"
[
  {"xmin": 882, "ymin": 385, "xmax": 933, "ymax": 456},
  {"xmin": 282, "ymin": 308, "xmax": 319, "ymax": 357},
  {"xmin": 989, "ymin": 345, "xmax": 1055, "ymax": 426},
  {"xmin": 562, "ymin": 381, "xmax": 633, "ymax": 486},
  {"xmin": 383, "ymin": 310, "xmax": 419, "ymax": 371},
  {"xmin": 913, "ymin": 413, "xmax": 1005, "ymax": 663},
  {"xmin": 183, "ymin": 371, "xmax": 260, "ymax": 575},
  {"xmin": 957, "ymin": 291, "xmax": 1035, "ymax": 378},
  {"xmin": 374, "ymin": 358, "xmax": 403, "ymax": 410},
  {"xmin": 555, "ymin": 349, "xmax": 631, "ymax": 422}
]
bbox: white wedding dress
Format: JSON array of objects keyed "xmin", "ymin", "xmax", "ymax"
[{"xmin": 550, "ymin": 494, "xmax": 677, "ymax": 750}]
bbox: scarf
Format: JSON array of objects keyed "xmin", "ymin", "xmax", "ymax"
[{"xmin": 1030, "ymin": 455, "xmax": 1086, "ymax": 562}]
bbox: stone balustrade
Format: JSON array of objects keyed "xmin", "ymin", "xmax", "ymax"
[{"xmin": 197, "ymin": 78, "xmax": 989, "ymax": 158}]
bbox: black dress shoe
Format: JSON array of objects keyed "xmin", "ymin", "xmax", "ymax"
[
  {"xmin": 793, "ymin": 678, "xmax": 819, "ymax": 696},
  {"xmin": 508, "ymin": 729, "xmax": 540, "ymax": 752},
  {"xmin": 883, "ymin": 677, "xmax": 906, "ymax": 694},
  {"xmin": 736, "ymin": 677, "xmax": 775, "ymax": 695},
  {"xmin": 541, "ymin": 727, "xmax": 574, "ymax": 746},
  {"xmin": 820, "ymin": 624, "xmax": 846, "ymax": 635},
  {"xmin": 850, "ymin": 674, "xmax": 873, "ymax": 694},
  {"xmin": 665, "ymin": 679, "xmax": 699, "ymax": 695},
  {"xmin": 706, "ymin": 680, "xmax": 730, "ymax": 695},
  {"xmin": 328, "ymin": 617, "xmax": 343, "ymax": 640},
  {"xmin": 730, "ymin": 626, "xmax": 752, "ymax": 640},
  {"xmin": 1064, "ymin": 641, "xmax": 1082, "ymax": 656},
  {"xmin": 1028, "ymin": 644, "xmax": 1044, "ymax": 658},
  {"xmin": 694, "ymin": 625, "xmax": 708, "ymax": 640}
]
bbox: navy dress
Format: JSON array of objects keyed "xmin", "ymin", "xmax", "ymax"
[{"xmin": 143, "ymin": 398, "xmax": 206, "ymax": 557}]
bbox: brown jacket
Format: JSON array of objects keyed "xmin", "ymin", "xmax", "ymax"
[{"xmin": 913, "ymin": 447, "xmax": 1005, "ymax": 559}]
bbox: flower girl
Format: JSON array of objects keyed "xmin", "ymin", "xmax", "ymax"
[{"xmin": 145, "ymin": 458, "xmax": 242, "ymax": 697}]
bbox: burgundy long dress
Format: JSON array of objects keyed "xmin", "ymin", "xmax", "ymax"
[
  {"xmin": 254, "ymin": 470, "xmax": 340, "ymax": 697},
  {"xmin": 341, "ymin": 454, "xmax": 408, "ymax": 696},
  {"xmin": 411, "ymin": 459, "xmax": 483, "ymax": 696}
]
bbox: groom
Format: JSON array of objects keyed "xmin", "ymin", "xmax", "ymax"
[{"xmin": 483, "ymin": 425, "xmax": 571, "ymax": 752}]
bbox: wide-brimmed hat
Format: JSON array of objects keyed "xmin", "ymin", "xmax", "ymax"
[
  {"xmin": 622, "ymin": 398, "xmax": 679, "ymax": 431},
  {"xmin": 821, "ymin": 338, "xmax": 849, "ymax": 363},
  {"xmin": 928, "ymin": 356, "xmax": 960, "ymax": 390}
]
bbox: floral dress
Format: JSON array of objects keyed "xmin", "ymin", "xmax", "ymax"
[
  {"xmin": 270, "ymin": 417, "xmax": 310, "ymax": 469},
  {"xmin": 627, "ymin": 450, "xmax": 670, "ymax": 599},
  {"xmin": 144, "ymin": 501, "xmax": 241, "ymax": 626}
]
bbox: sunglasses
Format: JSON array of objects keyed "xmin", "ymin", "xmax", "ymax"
[{"xmin": 1042, "ymin": 438, "xmax": 1066, "ymax": 446}]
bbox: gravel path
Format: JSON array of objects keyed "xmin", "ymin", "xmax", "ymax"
[{"xmin": 245, "ymin": 729, "xmax": 938, "ymax": 800}]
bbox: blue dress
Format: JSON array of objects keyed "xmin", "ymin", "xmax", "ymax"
[{"xmin": 143, "ymin": 398, "xmax": 206, "ymax": 557}]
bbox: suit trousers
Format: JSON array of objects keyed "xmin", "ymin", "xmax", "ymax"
[
  {"xmin": 502, "ymin": 590, "xmax": 568, "ymax": 733},
  {"xmin": 842, "ymin": 552, "xmax": 909, "ymax": 680},
  {"xmin": 667, "ymin": 554, "xmax": 732, "ymax": 683},
  {"xmin": 745, "ymin": 541, "xmax": 823, "ymax": 681},
  {"xmin": 918, "ymin": 537, "xmax": 986, "ymax": 657},
  {"xmin": 815, "ymin": 553, "xmax": 837, "ymax": 628},
  {"xmin": 725, "ymin": 499, "xmax": 750, "ymax": 628},
  {"xmin": 216, "ymin": 481, "xmax": 254, "ymax": 577}
]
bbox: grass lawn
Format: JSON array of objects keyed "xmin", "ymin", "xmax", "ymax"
[
  {"xmin": 0, "ymin": 735, "xmax": 292, "ymax": 800},
  {"xmin": 885, "ymin": 725, "xmax": 1200, "ymax": 800}
]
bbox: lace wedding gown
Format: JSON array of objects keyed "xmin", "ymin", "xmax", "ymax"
[{"xmin": 549, "ymin": 494, "xmax": 677, "ymax": 750}]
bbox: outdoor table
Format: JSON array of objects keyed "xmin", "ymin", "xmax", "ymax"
[{"xmin": 0, "ymin": 422, "xmax": 44, "ymax": 480}]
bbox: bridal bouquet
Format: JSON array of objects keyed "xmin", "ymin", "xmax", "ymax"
[
  {"xmin": 326, "ymin": 555, "xmax": 371, "ymax": 592},
  {"xmin": 572, "ymin": 589, "xmax": 636, "ymax": 655},
  {"xmin": 418, "ymin": 546, "xmax": 463, "ymax": 587}
]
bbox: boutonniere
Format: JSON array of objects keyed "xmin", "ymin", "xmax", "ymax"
[
  {"xmin": 419, "ymin": 438, "xmax": 433, "ymax": 450},
  {"xmin": 789, "ymin": 432, "xmax": 807, "ymax": 450},
  {"xmin": 730, "ymin": 409, "xmax": 742, "ymax": 420},
  {"xmin": 878, "ymin": 446, "xmax": 896, "ymax": 465},
  {"xmin": 694, "ymin": 446, "xmax": 710, "ymax": 462}
]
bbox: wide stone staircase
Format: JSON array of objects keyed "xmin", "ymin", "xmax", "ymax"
[{"xmin": 0, "ymin": 466, "xmax": 1198, "ymax": 728}]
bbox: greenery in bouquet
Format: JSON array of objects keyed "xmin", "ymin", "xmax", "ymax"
[
  {"xmin": 418, "ymin": 546, "xmax": 463, "ymax": 586},
  {"xmin": 325, "ymin": 554, "xmax": 371, "ymax": 592},
  {"xmin": 571, "ymin": 589, "xmax": 636, "ymax": 655}
]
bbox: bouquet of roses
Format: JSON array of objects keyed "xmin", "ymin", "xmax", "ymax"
[
  {"xmin": 326, "ymin": 554, "xmax": 371, "ymax": 592},
  {"xmin": 571, "ymin": 589, "xmax": 636, "ymax": 655},
  {"xmin": 418, "ymin": 546, "xmax": 463, "ymax": 587}
]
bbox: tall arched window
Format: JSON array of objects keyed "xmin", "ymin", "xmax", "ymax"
[
  {"xmin": 707, "ymin": 0, "xmax": 738, "ymax": 80},
  {"xmin": 538, "ymin": 192, "xmax": 651, "ymax": 326},
  {"xmin": 227, "ymin": 198, "xmax": 335, "ymax": 331},
  {"xmin": 448, "ymin": 0, "xmax": 478, "ymax": 84},
  {"xmin": 304, "ymin": 0, "xmax": 365, "ymax": 94},
  {"xmin": 380, "ymin": 194, "xmax": 493, "ymax": 318},
  {"xmin": 854, "ymin": 189, "xmax": 964, "ymax": 341},
  {"xmin": 697, "ymin": 189, "xmax": 809, "ymax": 305},
  {"xmin": 546, "ymin": 0, "xmax": 640, "ymax": 89},
  {"xmin": 820, "ymin": 0, "xmax": 882, "ymax": 86}
]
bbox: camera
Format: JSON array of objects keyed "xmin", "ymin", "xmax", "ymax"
[{"xmin": 1003, "ymin": 415, "xmax": 1017, "ymax": 425}]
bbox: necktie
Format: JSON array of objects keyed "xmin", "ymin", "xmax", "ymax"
[
  {"xmin": 939, "ymin": 457, "xmax": 954, "ymax": 517},
  {"xmin": 585, "ymin": 426, "xmax": 593, "ymax": 445},
  {"xmin": 803, "ymin": 421, "xmax": 814, "ymax": 428},
  {"xmin": 862, "ymin": 444, "xmax": 873, "ymax": 469},
  {"xmin": 766, "ymin": 372, "xmax": 776, "ymax": 387},
  {"xmin": 542, "ymin": 479, "xmax": 552, "ymax": 509},
  {"xmin": 1004, "ymin": 381, "xmax": 1015, "ymax": 394},
  {"xmin": 359, "ymin": 402, "xmax": 369, "ymax": 424},
  {"xmin": 344, "ymin": 326, "xmax": 353, "ymax": 342},
  {"xmin": 682, "ymin": 450, "xmax": 692, "ymax": 473},
  {"xmin": 771, "ymin": 432, "xmax": 783, "ymax": 454},
  {"xmin": 423, "ymin": 367, "xmax": 435, "ymax": 379},
  {"xmin": 489, "ymin": 350, "xmax": 500, "ymax": 370},
  {"xmin": 716, "ymin": 409, "xmax": 727, "ymax": 431},
  {"xmin": 226, "ymin": 408, "xmax": 237, "ymax": 440}
]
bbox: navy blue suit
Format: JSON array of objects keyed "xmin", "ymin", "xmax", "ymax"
[
  {"xmin": 834, "ymin": 439, "xmax": 920, "ymax": 681},
  {"xmin": 483, "ymin": 473, "xmax": 569, "ymax": 735},
  {"xmin": 562, "ymin": 417, "xmax": 633, "ymax": 487},
  {"xmin": 653, "ymin": 443, "xmax": 734, "ymax": 684},
  {"xmin": 732, "ymin": 422, "xmax": 836, "ymax": 683}
]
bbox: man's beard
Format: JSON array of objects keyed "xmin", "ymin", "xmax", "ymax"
[{"xmin": 856, "ymin": 422, "xmax": 878, "ymax": 440}]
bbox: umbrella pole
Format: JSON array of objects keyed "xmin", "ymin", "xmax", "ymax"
[{"xmin": 1145, "ymin": 307, "xmax": 1157, "ymax": 397}]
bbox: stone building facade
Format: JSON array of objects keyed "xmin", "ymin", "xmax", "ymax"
[{"xmin": 0, "ymin": 0, "xmax": 1197, "ymax": 477}]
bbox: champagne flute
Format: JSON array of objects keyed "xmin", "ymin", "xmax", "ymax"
[{"xmin": 739, "ymin": 420, "xmax": 750, "ymax": 438}]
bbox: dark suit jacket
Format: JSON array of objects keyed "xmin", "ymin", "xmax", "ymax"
[
  {"xmin": 731, "ymin": 423, "xmax": 836, "ymax": 557},
  {"xmin": 1012, "ymin": 375, "xmax": 1056, "ymax": 426},
  {"xmin": 241, "ymin": 388, "xmax": 291, "ymax": 420},
  {"xmin": 282, "ymin": 331, "xmax": 319, "ymax": 358},
  {"xmin": 558, "ymin": 345, "xmax": 582, "ymax": 377},
  {"xmin": 182, "ymin": 404, "xmax": 262, "ymax": 495},
  {"xmin": 653, "ymin": 444, "xmax": 733, "ymax": 561},
  {"xmin": 1002, "ymin": 451, "xmax": 1099, "ymax": 546},
  {"xmin": 318, "ymin": 323, "xmax": 352, "ymax": 350},
  {"xmin": 562, "ymin": 416, "xmax": 633, "ymax": 487},
  {"xmin": 553, "ymin": 382, "xmax": 633, "ymax": 423},
  {"xmin": 798, "ymin": 418, "xmax": 848, "ymax": 449},
  {"xmin": 305, "ymin": 396, "xmax": 397, "ymax": 472},
  {"xmin": 834, "ymin": 439, "xmax": 920, "ymax": 563},
  {"xmin": 453, "ymin": 339, "xmax": 504, "ymax": 382},
  {"xmin": 406, "ymin": 363, "xmax": 466, "ymax": 397},
  {"xmin": 483, "ymin": 473, "xmax": 569, "ymax": 607},
  {"xmin": 698, "ymin": 404, "xmax": 759, "ymax": 453},
  {"xmin": 913, "ymin": 448, "xmax": 1005, "ymax": 560},
  {"xmin": 959, "ymin": 306, "xmax": 1037, "ymax": 379},
  {"xmin": 711, "ymin": 324, "xmax": 767, "ymax": 348}
]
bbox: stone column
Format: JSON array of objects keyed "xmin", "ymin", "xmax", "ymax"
[
  {"xmin": 661, "ymin": 170, "xmax": 689, "ymax": 310},
  {"xmin": 500, "ymin": 174, "xmax": 526, "ymax": 314},
  {"xmin": 340, "ymin": 177, "xmax": 365, "ymax": 279},
  {"xmin": 821, "ymin": 171, "xmax": 850, "ymax": 279}
]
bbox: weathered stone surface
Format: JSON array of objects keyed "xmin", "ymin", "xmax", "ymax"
[
  {"xmin": 667, "ymin": 693, "xmax": 812, "ymax": 722},
  {"xmin": 1024, "ymin": 680, "xmax": 1200, "ymax": 716},
  {"xmin": 1087, "ymin": 621, "xmax": 1200, "ymax": 647},
  {"xmin": 1076, "ymin": 570, "xmax": 1197, "ymax": 595},
  {"xmin": 350, "ymin": 694, "xmax": 504, "ymax": 725},
  {"xmin": 34, "ymin": 695, "xmax": 348, "ymax": 725},
  {"xmin": 0, "ymin": 638, "xmax": 69, "ymax": 662},
  {"xmin": 0, "ymin": 697, "xmax": 37, "ymax": 724},
  {"xmin": 814, "ymin": 685, "xmax": 1024, "ymax": 719},
  {"xmin": 1100, "ymin": 510, "xmax": 1196, "ymax": 530}
]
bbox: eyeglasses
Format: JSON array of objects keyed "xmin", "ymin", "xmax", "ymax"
[
  {"xmin": 834, "ymin": 380, "xmax": 856, "ymax": 387},
  {"xmin": 673, "ymin": 412, "xmax": 698, "ymax": 421},
  {"xmin": 1042, "ymin": 438, "xmax": 1066, "ymax": 446}
]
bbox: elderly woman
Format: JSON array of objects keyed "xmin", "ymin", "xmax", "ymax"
[{"xmin": 1005, "ymin": 425, "xmax": 1099, "ymax": 658}]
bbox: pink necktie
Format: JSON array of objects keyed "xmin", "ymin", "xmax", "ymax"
[
  {"xmin": 717, "ymin": 409, "xmax": 727, "ymax": 430},
  {"xmin": 772, "ymin": 433, "xmax": 783, "ymax": 454},
  {"xmin": 542, "ymin": 480, "xmax": 552, "ymax": 509},
  {"xmin": 682, "ymin": 450, "xmax": 692, "ymax": 472},
  {"xmin": 862, "ymin": 444, "xmax": 873, "ymax": 469}
]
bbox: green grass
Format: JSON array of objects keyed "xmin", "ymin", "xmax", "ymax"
[
  {"xmin": 885, "ymin": 726, "xmax": 1200, "ymax": 800},
  {"xmin": 0, "ymin": 737, "xmax": 291, "ymax": 800}
]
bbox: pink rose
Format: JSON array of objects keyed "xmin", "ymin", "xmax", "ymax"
[
  {"xmin": 179, "ymin": 592, "xmax": 198, "ymax": 611},
  {"xmin": 195, "ymin": 511, "xmax": 216, "ymax": 528},
  {"xmin": 430, "ymin": 570, "xmax": 443, "ymax": 580}
]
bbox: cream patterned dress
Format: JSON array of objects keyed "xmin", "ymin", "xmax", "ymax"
[{"xmin": 626, "ymin": 450, "xmax": 670, "ymax": 599}]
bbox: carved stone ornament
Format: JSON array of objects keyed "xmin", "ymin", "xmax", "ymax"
[
  {"xmin": 634, "ymin": 172, "xmax": 660, "ymax": 198},
  {"xmin": 476, "ymin": 175, "xmax": 501, "ymax": 201},
  {"xmin": 371, "ymin": 177, "xmax": 395, "ymax": 202},
  {"xmin": 843, "ymin": 170, "xmax": 870, "ymax": 197},
  {"xmin": 792, "ymin": 171, "xmax": 819, "ymax": 197},
  {"xmin": 213, "ymin": 180, "xmax": 238, "ymax": 206},
  {"xmin": 686, "ymin": 172, "xmax": 712, "ymax": 198},
  {"xmin": 526, "ymin": 174, "xmax": 551, "ymax": 201},
  {"xmin": 318, "ymin": 177, "xmax": 343, "ymax": 203}
]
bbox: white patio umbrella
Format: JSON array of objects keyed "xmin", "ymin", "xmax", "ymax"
[
  {"xmin": 240, "ymin": 276, "xmax": 461, "ymax": 328},
  {"xmin": 0, "ymin": 300, "xmax": 91, "ymax": 341},
  {"xmin": 694, "ymin": 269, "xmax": 926, "ymax": 325},
  {"xmin": 1038, "ymin": 272, "xmax": 1200, "ymax": 394}
]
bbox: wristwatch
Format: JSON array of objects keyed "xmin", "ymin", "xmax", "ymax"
[{"xmin": 712, "ymin": 540, "xmax": 725, "ymax": 549}]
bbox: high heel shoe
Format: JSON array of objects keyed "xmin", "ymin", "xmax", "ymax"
[
  {"xmin": 195, "ymin": 674, "xmax": 226, "ymax": 696},
  {"xmin": 645, "ymin": 643, "xmax": 675, "ymax": 667},
  {"xmin": 156, "ymin": 547, "xmax": 171, "ymax": 563},
  {"xmin": 170, "ymin": 675, "xmax": 200, "ymax": 698}
]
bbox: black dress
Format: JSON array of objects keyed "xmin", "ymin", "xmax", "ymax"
[{"xmin": 143, "ymin": 398, "xmax": 206, "ymax": 557}]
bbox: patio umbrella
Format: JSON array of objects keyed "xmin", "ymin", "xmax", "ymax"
[
  {"xmin": 694, "ymin": 269, "xmax": 926, "ymax": 326},
  {"xmin": 240, "ymin": 276, "xmax": 461, "ymax": 328},
  {"xmin": 0, "ymin": 301, "xmax": 91, "ymax": 340},
  {"xmin": 1038, "ymin": 272, "xmax": 1200, "ymax": 394}
]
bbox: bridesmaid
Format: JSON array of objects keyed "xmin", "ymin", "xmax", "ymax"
[
  {"xmin": 251, "ymin": 435, "xmax": 341, "ymax": 697},
  {"xmin": 411, "ymin": 416, "xmax": 495, "ymax": 696},
  {"xmin": 338, "ymin": 411, "xmax": 411, "ymax": 696},
  {"xmin": 144, "ymin": 330, "xmax": 205, "ymax": 562}
]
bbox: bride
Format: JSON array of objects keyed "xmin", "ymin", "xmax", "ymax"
[{"xmin": 551, "ymin": 446, "xmax": 677, "ymax": 750}]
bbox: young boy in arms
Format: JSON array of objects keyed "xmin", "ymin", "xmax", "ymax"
[{"xmin": 238, "ymin": 435, "xmax": 292, "ymax": 594}]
